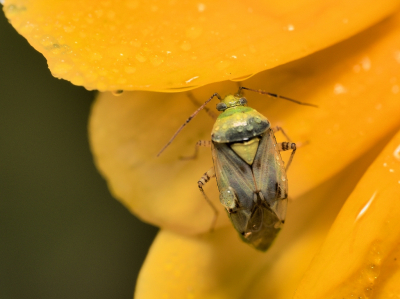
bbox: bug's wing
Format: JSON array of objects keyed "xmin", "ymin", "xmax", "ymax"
[
  {"xmin": 212, "ymin": 142, "xmax": 256, "ymax": 233},
  {"xmin": 241, "ymin": 203, "xmax": 281, "ymax": 252},
  {"xmin": 252, "ymin": 129, "xmax": 288, "ymax": 222}
]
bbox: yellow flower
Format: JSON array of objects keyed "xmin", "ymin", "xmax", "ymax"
[{"xmin": 4, "ymin": 0, "xmax": 400, "ymax": 298}]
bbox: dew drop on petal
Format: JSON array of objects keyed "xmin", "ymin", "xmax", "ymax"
[
  {"xmin": 393, "ymin": 145, "xmax": 400, "ymax": 161},
  {"xmin": 334, "ymin": 83, "xmax": 347, "ymax": 94},
  {"xmin": 197, "ymin": 3, "xmax": 205, "ymax": 12},
  {"xmin": 150, "ymin": 55, "xmax": 164, "ymax": 66},
  {"xmin": 124, "ymin": 66, "xmax": 136, "ymax": 74},
  {"xmin": 135, "ymin": 53, "xmax": 147, "ymax": 62},
  {"xmin": 180, "ymin": 41, "xmax": 192, "ymax": 51}
]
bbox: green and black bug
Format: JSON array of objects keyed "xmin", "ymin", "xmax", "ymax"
[{"xmin": 158, "ymin": 87, "xmax": 316, "ymax": 251}]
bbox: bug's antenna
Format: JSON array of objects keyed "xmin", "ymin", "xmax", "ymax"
[
  {"xmin": 239, "ymin": 86, "xmax": 318, "ymax": 108},
  {"xmin": 157, "ymin": 92, "xmax": 222, "ymax": 157},
  {"xmin": 187, "ymin": 92, "xmax": 218, "ymax": 120}
]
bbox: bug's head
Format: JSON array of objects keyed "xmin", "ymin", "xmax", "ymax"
[{"xmin": 216, "ymin": 94, "xmax": 247, "ymax": 111}]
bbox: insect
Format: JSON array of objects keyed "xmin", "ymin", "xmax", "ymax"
[{"xmin": 158, "ymin": 87, "xmax": 316, "ymax": 251}]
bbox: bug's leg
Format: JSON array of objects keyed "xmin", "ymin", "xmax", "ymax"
[
  {"xmin": 277, "ymin": 142, "xmax": 297, "ymax": 171},
  {"xmin": 187, "ymin": 92, "xmax": 218, "ymax": 121},
  {"xmin": 198, "ymin": 167, "xmax": 218, "ymax": 232},
  {"xmin": 180, "ymin": 140, "xmax": 212, "ymax": 160},
  {"xmin": 272, "ymin": 126, "xmax": 292, "ymax": 143}
]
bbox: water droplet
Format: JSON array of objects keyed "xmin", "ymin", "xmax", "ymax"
[
  {"xmin": 395, "ymin": 51, "xmax": 400, "ymax": 64},
  {"xmin": 180, "ymin": 41, "xmax": 192, "ymax": 51},
  {"xmin": 216, "ymin": 60, "xmax": 231, "ymax": 71},
  {"xmin": 255, "ymin": 117, "xmax": 261, "ymax": 124},
  {"xmin": 361, "ymin": 56, "xmax": 371, "ymax": 71},
  {"xmin": 107, "ymin": 10, "xmax": 116, "ymax": 19},
  {"xmin": 126, "ymin": 0, "xmax": 139, "ymax": 9},
  {"xmin": 53, "ymin": 61, "xmax": 73, "ymax": 75},
  {"xmin": 287, "ymin": 24, "xmax": 295, "ymax": 31},
  {"xmin": 237, "ymin": 126, "xmax": 243, "ymax": 132},
  {"xmin": 40, "ymin": 35, "xmax": 58, "ymax": 48},
  {"xmin": 393, "ymin": 145, "xmax": 400, "ymax": 161},
  {"xmin": 150, "ymin": 55, "xmax": 164, "ymax": 66},
  {"xmin": 90, "ymin": 52, "xmax": 103, "ymax": 61},
  {"xmin": 135, "ymin": 53, "xmax": 147, "ymax": 62},
  {"xmin": 85, "ymin": 16, "xmax": 94, "ymax": 24},
  {"xmin": 186, "ymin": 26, "xmax": 203, "ymax": 39},
  {"xmin": 197, "ymin": 3, "xmax": 206, "ymax": 12},
  {"xmin": 246, "ymin": 125, "xmax": 254, "ymax": 131},
  {"xmin": 94, "ymin": 9, "xmax": 103, "ymax": 18},
  {"xmin": 112, "ymin": 90, "xmax": 124, "ymax": 96},
  {"xmin": 334, "ymin": 83, "xmax": 347, "ymax": 94},
  {"xmin": 124, "ymin": 66, "xmax": 136, "ymax": 74},
  {"xmin": 130, "ymin": 39, "xmax": 141, "ymax": 47}
]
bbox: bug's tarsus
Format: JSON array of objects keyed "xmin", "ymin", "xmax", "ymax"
[
  {"xmin": 198, "ymin": 167, "xmax": 218, "ymax": 232},
  {"xmin": 239, "ymin": 86, "xmax": 318, "ymax": 108},
  {"xmin": 157, "ymin": 92, "xmax": 222, "ymax": 157},
  {"xmin": 285, "ymin": 143, "xmax": 297, "ymax": 171}
]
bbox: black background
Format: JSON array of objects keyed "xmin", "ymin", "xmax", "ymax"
[{"xmin": 0, "ymin": 7, "xmax": 157, "ymax": 299}]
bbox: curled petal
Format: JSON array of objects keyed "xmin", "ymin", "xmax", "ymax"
[
  {"xmin": 3, "ymin": 0, "xmax": 400, "ymax": 90},
  {"xmin": 294, "ymin": 128, "xmax": 400, "ymax": 298}
]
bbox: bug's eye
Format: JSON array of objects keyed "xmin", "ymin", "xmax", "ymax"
[
  {"xmin": 216, "ymin": 102, "xmax": 227, "ymax": 111},
  {"xmin": 240, "ymin": 98, "xmax": 247, "ymax": 105}
]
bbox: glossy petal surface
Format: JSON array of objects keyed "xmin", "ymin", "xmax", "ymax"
[
  {"xmin": 136, "ymin": 129, "xmax": 400, "ymax": 298},
  {"xmin": 3, "ymin": 0, "xmax": 400, "ymax": 91},
  {"xmin": 89, "ymin": 12, "xmax": 400, "ymax": 234},
  {"xmin": 294, "ymin": 129, "xmax": 400, "ymax": 299}
]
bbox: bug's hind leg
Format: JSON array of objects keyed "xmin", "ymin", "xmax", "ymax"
[
  {"xmin": 198, "ymin": 167, "xmax": 218, "ymax": 232},
  {"xmin": 277, "ymin": 142, "xmax": 296, "ymax": 171},
  {"xmin": 180, "ymin": 140, "xmax": 212, "ymax": 160}
]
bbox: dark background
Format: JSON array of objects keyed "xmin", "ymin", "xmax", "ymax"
[{"xmin": 0, "ymin": 7, "xmax": 157, "ymax": 299}]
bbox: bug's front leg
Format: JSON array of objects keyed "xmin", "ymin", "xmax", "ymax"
[
  {"xmin": 180, "ymin": 140, "xmax": 212, "ymax": 160},
  {"xmin": 197, "ymin": 167, "xmax": 218, "ymax": 232},
  {"xmin": 272, "ymin": 126, "xmax": 297, "ymax": 171},
  {"xmin": 277, "ymin": 141, "xmax": 296, "ymax": 171},
  {"xmin": 272, "ymin": 126, "xmax": 292, "ymax": 142}
]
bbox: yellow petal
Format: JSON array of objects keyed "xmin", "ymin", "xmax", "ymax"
[
  {"xmin": 294, "ymin": 128, "xmax": 400, "ymax": 298},
  {"xmin": 3, "ymin": 0, "xmax": 400, "ymax": 91},
  {"xmin": 135, "ymin": 143, "xmax": 387, "ymax": 299},
  {"xmin": 89, "ymin": 12, "xmax": 400, "ymax": 234}
]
